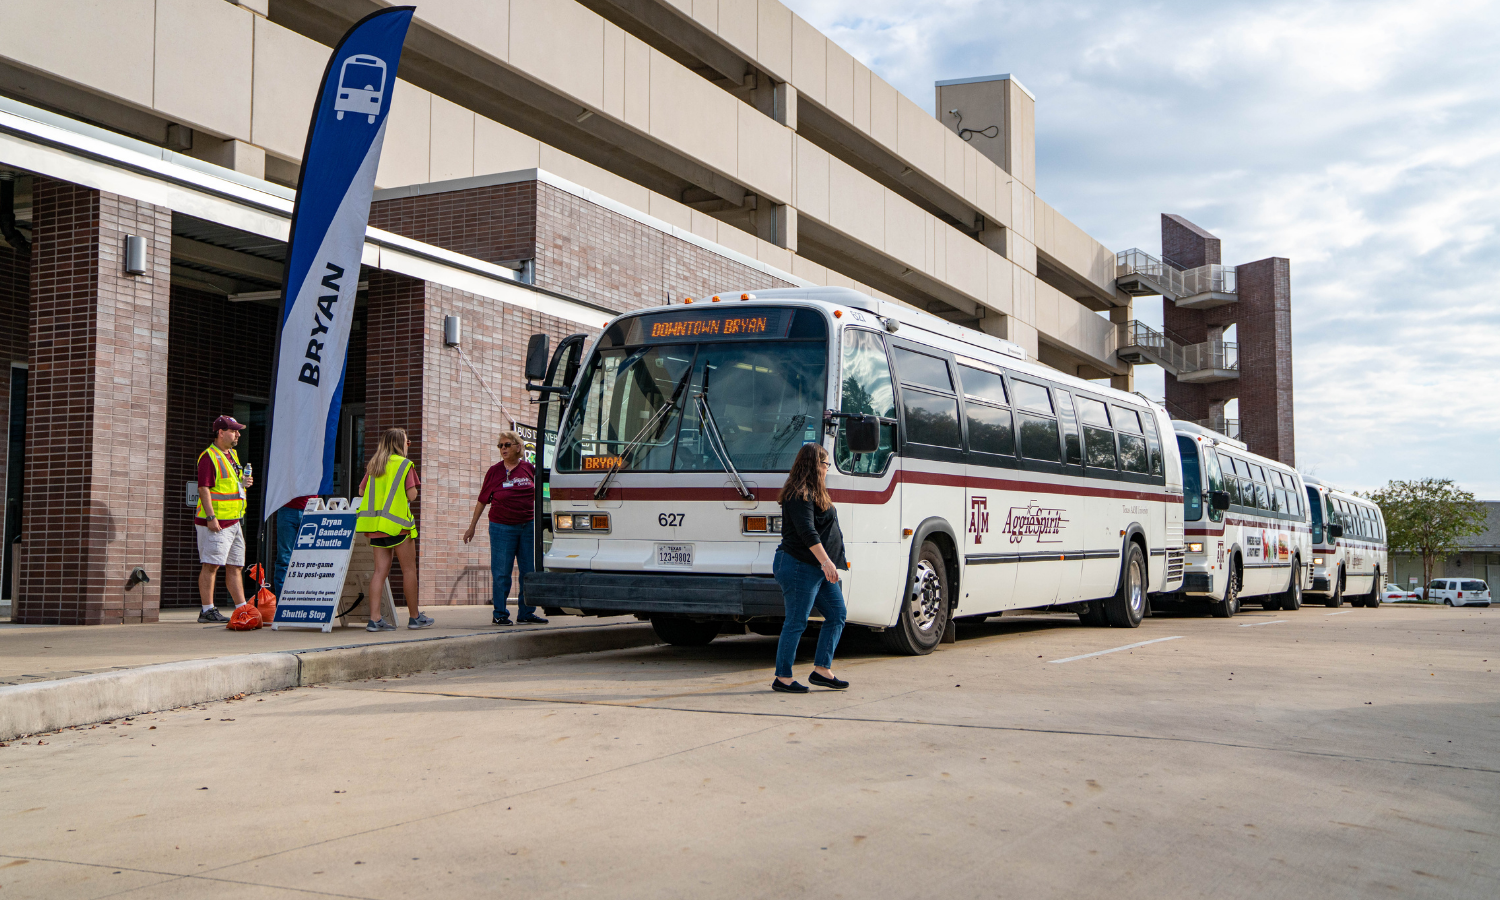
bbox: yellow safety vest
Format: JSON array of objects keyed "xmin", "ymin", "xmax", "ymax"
[
  {"xmin": 197, "ymin": 444, "xmax": 246, "ymax": 522},
  {"xmin": 356, "ymin": 454, "xmax": 418, "ymax": 537}
]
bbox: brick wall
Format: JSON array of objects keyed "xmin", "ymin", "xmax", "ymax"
[
  {"xmin": 16, "ymin": 181, "xmax": 171, "ymax": 625},
  {"xmin": 1162, "ymin": 213, "xmax": 1221, "ymax": 270},
  {"xmin": 161, "ymin": 286, "xmax": 278, "ymax": 608},
  {"xmin": 1235, "ymin": 257, "xmax": 1295, "ymax": 465},
  {"xmin": 369, "ymin": 182, "xmax": 536, "ymax": 265},
  {"xmin": 0, "ymin": 241, "xmax": 29, "ymax": 501}
]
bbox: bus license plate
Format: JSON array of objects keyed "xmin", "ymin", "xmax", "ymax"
[{"xmin": 656, "ymin": 543, "xmax": 694, "ymax": 567}]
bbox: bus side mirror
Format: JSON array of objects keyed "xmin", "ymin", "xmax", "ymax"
[
  {"xmin": 846, "ymin": 416, "xmax": 881, "ymax": 454},
  {"xmin": 1329, "ymin": 523, "xmax": 1344, "ymax": 539},
  {"xmin": 1210, "ymin": 491, "xmax": 1231, "ymax": 511},
  {"xmin": 524, "ymin": 333, "xmax": 550, "ymax": 381}
]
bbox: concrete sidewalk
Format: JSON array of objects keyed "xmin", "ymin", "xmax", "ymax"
[
  {"xmin": 0, "ymin": 605, "xmax": 633, "ymax": 686},
  {"xmin": 0, "ymin": 606, "xmax": 657, "ymax": 742}
]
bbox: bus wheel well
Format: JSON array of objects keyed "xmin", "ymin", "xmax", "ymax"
[{"xmin": 925, "ymin": 530, "xmax": 961, "ymax": 607}]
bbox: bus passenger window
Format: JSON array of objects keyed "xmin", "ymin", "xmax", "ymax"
[
  {"xmin": 1011, "ymin": 381, "xmax": 1053, "ymax": 414},
  {"xmin": 956, "ymin": 364, "xmax": 1007, "ymax": 404},
  {"xmin": 1078, "ymin": 397, "xmax": 1116, "ymax": 470},
  {"xmin": 901, "ymin": 391, "xmax": 962, "ymax": 448},
  {"xmin": 1254, "ymin": 482, "xmax": 1269, "ymax": 510},
  {"xmin": 1272, "ymin": 489, "xmax": 1286, "ymax": 513},
  {"xmin": 966, "ymin": 403, "xmax": 1015, "ymax": 456},
  {"xmin": 891, "ymin": 347, "xmax": 953, "ymax": 392},
  {"xmin": 1232, "ymin": 457, "xmax": 1250, "ymax": 479},
  {"xmin": 1112, "ymin": 407, "xmax": 1143, "ymax": 433},
  {"xmin": 1018, "ymin": 414, "xmax": 1062, "ymax": 462},
  {"xmin": 836, "ymin": 329, "xmax": 897, "ymax": 475},
  {"xmin": 1119, "ymin": 434, "xmax": 1149, "ymax": 474},
  {"xmin": 1142, "ymin": 415, "xmax": 1164, "ymax": 476},
  {"xmin": 1054, "ymin": 391, "xmax": 1083, "ymax": 465}
]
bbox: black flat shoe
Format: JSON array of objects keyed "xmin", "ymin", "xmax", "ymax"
[
  {"xmin": 493, "ymin": 616, "xmax": 513, "ymax": 626},
  {"xmin": 808, "ymin": 671, "xmax": 849, "ymax": 690},
  {"xmin": 771, "ymin": 679, "xmax": 809, "ymax": 693},
  {"xmin": 517, "ymin": 614, "xmax": 549, "ymax": 625}
]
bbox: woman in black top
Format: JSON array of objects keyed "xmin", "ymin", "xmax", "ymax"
[{"xmin": 770, "ymin": 442, "xmax": 849, "ymax": 693}]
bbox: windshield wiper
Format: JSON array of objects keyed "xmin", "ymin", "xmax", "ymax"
[
  {"xmin": 693, "ymin": 363, "xmax": 753, "ymax": 501},
  {"xmin": 695, "ymin": 392, "xmax": 754, "ymax": 501},
  {"xmin": 594, "ymin": 367, "xmax": 692, "ymax": 500}
]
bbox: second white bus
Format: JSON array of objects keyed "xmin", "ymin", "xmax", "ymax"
[
  {"xmin": 523, "ymin": 288, "xmax": 1185, "ymax": 654},
  {"xmin": 1163, "ymin": 422, "xmax": 1312, "ymax": 616},
  {"xmin": 1303, "ymin": 477, "xmax": 1387, "ymax": 607}
]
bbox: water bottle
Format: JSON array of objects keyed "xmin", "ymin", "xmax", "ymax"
[{"xmin": 241, "ymin": 463, "xmax": 252, "ymax": 498}]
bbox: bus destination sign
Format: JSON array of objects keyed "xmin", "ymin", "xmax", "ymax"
[{"xmin": 629, "ymin": 307, "xmax": 794, "ymax": 344}]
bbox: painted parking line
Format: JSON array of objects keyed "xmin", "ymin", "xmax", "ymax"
[
  {"xmin": 1048, "ymin": 635, "xmax": 1184, "ymax": 664},
  {"xmin": 1239, "ymin": 619, "xmax": 1288, "ymax": 627},
  {"xmin": 1326, "ymin": 611, "xmax": 1352, "ymax": 616}
]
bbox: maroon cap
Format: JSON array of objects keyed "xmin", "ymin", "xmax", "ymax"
[{"xmin": 212, "ymin": 415, "xmax": 246, "ymax": 433}]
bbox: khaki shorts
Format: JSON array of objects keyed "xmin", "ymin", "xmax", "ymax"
[{"xmin": 196, "ymin": 521, "xmax": 246, "ymax": 567}]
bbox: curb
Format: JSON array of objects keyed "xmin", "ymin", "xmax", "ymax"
[{"xmin": 0, "ymin": 623, "xmax": 658, "ymax": 742}]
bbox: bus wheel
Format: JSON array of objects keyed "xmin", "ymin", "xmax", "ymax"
[
  {"xmin": 1105, "ymin": 543, "xmax": 1146, "ymax": 628},
  {"xmin": 882, "ymin": 542, "xmax": 948, "ymax": 656},
  {"xmin": 1361, "ymin": 567, "xmax": 1382, "ymax": 608},
  {"xmin": 1211, "ymin": 564, "xmax": 1239, "ymax": 618},
  {"xmin": 1281, "ymin": 558, "xmax": 1303, "ymax": 611},
  {"xmin": 651, "ymin": 617, "xmax": 720, "ymax": 647},
  {"xmin": 1325, "ymin": 569, "xmax": 1344, "ymax": 608}
]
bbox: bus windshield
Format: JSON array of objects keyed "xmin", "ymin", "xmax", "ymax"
[
  {"xmin": 1177, "ymin": 435, "xmax": 1202, "ymax": 521},
  {"xmin": 556, "ymin": 316, "xmax": 827, "ymax": 474}
]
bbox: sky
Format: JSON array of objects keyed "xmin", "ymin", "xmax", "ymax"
[{"xmin": 785, "ymin": 0, "xmax": 1500, "ymax": 498}]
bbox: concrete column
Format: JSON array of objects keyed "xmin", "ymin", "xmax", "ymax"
[
  {"xmin": 187, "ymin": 137, "xmax": 266, "ymax": 179},
  {"xmin": 17, "ymin": 180, "xmax": 171, "ymax": 624}
]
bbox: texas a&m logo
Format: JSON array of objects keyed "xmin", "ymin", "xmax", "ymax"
[{"xmin": 968, "ymin": 496, "xmax": 990, "ymax": 544}]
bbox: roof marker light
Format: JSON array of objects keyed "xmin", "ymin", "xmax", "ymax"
[
  {"xmin": 834, "ymin": 310, "xmax": 842, "ymax": 318},
  {"xmin": 711, "ymin": 295, "xmax": 721, "ymax": 302},
  {"xmin": 741, "ymin": 293, "xmax": 753, "ymax": 300},
  {"xmin": 683, "ymin": 297, "xmax": 694, "ymax": 304}
]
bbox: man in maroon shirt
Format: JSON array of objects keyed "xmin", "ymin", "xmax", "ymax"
[
  {"xmin": 463, "ymin": 429, "xmax": 545, "ymax": 625},
  {"xmin": 196, "ymin": 415, "xmax": 253, "ymax": 623}
]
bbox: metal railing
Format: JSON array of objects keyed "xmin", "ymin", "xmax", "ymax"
[
  {"xmin": 1201, "ymin": 417, "xmax": 1241, "ymax": 440},
  {"xmin": 1121, "ymin": 320, "xmax": 1238, "ymax": 376},
  {"xmin": 1116, "ymin": 248, "xmax": 1235, "ymax": 299}
]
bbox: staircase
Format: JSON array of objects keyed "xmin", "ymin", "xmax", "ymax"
[
  {"xmin": 1116, "ymin": 248, "xmax": 1236, "ymax": 309},
  {"xmin": 1118, "ymin": 320, "xmax": 1238, "ymax": 383}
]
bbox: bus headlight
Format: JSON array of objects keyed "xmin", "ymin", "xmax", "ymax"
[
  {"xmin": 1188, "ymin": 542, "xmax": 1204, "ymax": 554},
  {"xmin": 554, "ymin": 514, "xmax": 609, "ymax": 533},
  {"xmin": 1313, "ymin": 557, "xmax": 1324, "ymax": 566}
]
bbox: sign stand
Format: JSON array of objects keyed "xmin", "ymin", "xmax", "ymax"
[{"xmin": 271, "ymin": 498, "xmax": 359, "ymax": 632}]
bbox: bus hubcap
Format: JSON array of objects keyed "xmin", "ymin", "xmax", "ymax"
[
  {"xmin": 1128, "ymin": 559, "xmax": 1144, "ymax": 615},
  {"xmin": 910, "ymin": 561, "xmax": 943, "ymax": 632}
]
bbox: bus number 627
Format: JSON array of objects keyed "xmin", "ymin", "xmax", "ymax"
[{"xmin": 658, "ymin": 513, "xmax": 685, "ymax": 527}]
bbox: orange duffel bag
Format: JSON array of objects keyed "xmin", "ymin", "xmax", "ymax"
[
  {"xmin": 247, "ymin": 563, "xmax": 277, "ymax": 624},
  {"xmin": 227, "ymin": 603, "xmax": 263, "ymax": 630}
]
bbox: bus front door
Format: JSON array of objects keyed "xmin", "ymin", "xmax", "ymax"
[{"xmin": 531, "ymin": 333, "xmax": 587, "ymax": 572}]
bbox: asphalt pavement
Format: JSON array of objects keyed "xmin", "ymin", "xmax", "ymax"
[{"xmin": 1, "ymin": 604, "xmax": 1495, "ymax": 899}]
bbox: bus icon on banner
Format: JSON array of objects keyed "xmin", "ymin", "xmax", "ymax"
[{"xmin": 335, "ymin": 54, "xmax": 387, "ymax": 123}]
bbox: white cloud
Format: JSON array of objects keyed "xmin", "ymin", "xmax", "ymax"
[{"xmin": 789, "ymin": 0, "xmax": 1500, "ymax": 496}]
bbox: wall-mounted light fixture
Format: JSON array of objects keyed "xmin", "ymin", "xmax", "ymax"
[
  {"xmin": 124, "ymin": 235, "xmax": 147, "ymax": 275},
  {"xmin": 443, "ymin": 315, "xmax": 461, "ymax": 347}
]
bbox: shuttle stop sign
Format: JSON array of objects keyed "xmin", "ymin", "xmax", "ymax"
[{"xmin": 271, "ymin": 505, "xmax": 359, "ymax": 632}]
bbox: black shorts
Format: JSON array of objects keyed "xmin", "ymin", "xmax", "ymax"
[{"xmin": 369, "ymin": 533, "xmax": 413, "ymax": 549}]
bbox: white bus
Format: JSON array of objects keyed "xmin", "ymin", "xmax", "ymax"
[
  {"xmin": 1303, "ymin": 477, "xmax": 1387, "ymax": 607},
  {"xmin": 523, "ymin": 288, "xmax": 1184, "ymax": 654},
  {"xmin": 1163, "ymin": 422, "xmax": 1311, "ymax": 615}
]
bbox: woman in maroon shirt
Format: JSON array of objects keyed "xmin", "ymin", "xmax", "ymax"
[{"xmin": 463, "ymin": 430, "xmax": 546, "ymax": 625}]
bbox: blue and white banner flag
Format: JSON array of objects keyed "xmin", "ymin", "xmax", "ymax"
[{"xmin": 265, "ymin": 6, "xmax": 414, "ymax": 519}]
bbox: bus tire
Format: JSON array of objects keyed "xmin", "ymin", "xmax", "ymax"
[
  {"xmin": 1281, "ymin": 558, "xmax": 1303, "ymax": 611},
  {"xmin": 1104, "ymin": 543, "xmax": 1147, "ymax": 628},
  {"xmin": 1211, "ymin": 563, "xmax": 1240, "ymax": 618},
  {"xmin": 1361, "ymin": 567, "xmax": 1382, "ymax": 607},
  {"xmin": 1325, "ymin": 568, "xmax": 1344, "ymax": 608},
  {"xmin": 651, "ymin": 617, "xmax": 720, "ymax": 647},
  {"xmin": 882, "ymin": 541, "xmax": 949, "ymax": 656}
]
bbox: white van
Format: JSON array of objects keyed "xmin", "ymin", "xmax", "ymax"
[{"xmin": 1425, "ymin": 578, "xmax": 1492, "ymax": 607}]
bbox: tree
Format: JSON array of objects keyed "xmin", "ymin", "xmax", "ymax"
[{"xmin": 1365, "ymin": 479, "xmax": 1488, "ymax": 594}]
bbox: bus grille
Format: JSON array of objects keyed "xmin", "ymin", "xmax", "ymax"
[{"xmin": 1166, "ymin": 548, "xmax": 1185, "ymax": 583}]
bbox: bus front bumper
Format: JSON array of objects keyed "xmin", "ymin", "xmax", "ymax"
[{"xmin": 524, "ymin": 571, "xmax": 787, "ymax": 618}]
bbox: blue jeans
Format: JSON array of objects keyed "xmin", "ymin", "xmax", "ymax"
[
  {"xmin": 490, "ymin": 521, "xmax": 535, "ymax": 619},
  {"xmin": 273, "ymin": 507, "xmax": 304, "ymax": 598},
  {"xmin": 772, "ymin": 548, "xmax": 847, "ymax": 678}
]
